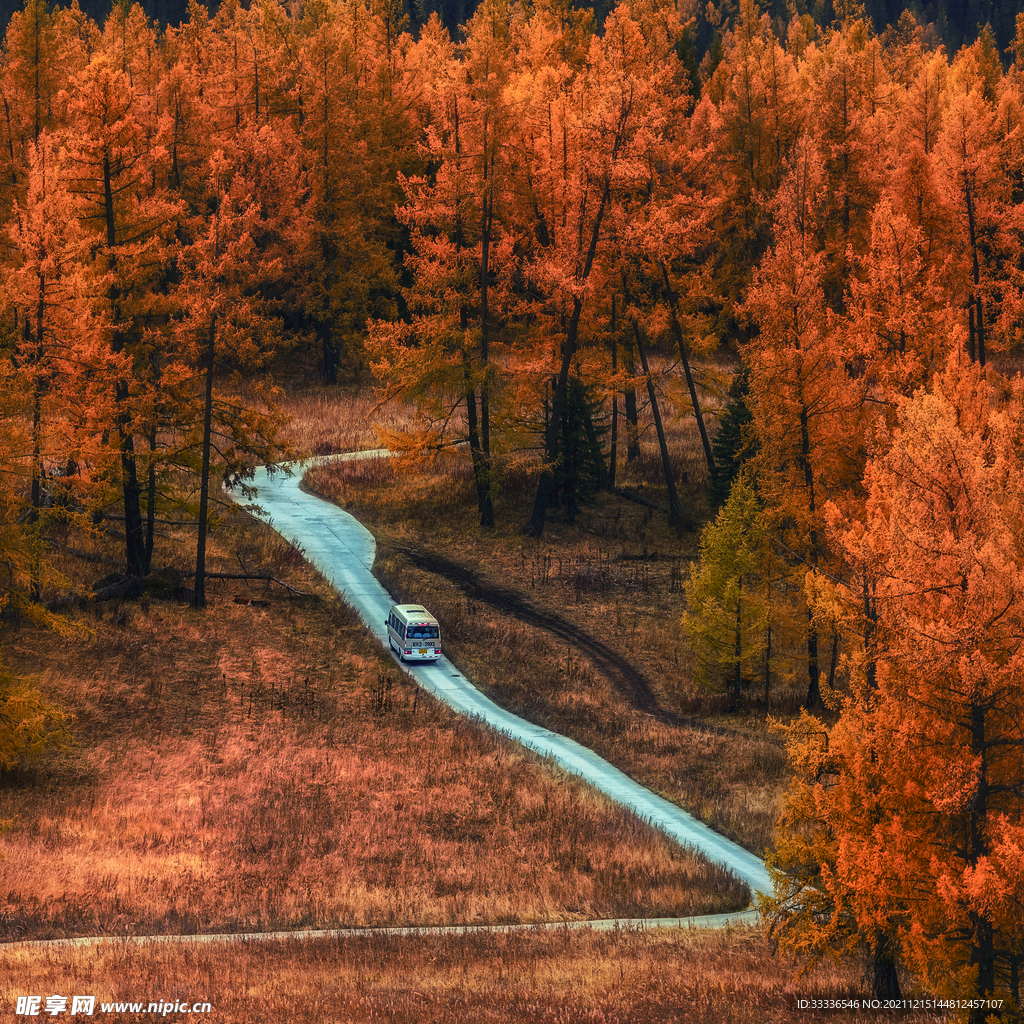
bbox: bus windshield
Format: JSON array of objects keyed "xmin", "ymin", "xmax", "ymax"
[{"xmin": 406, "ymin": 624, "xmax": 439, "ymax": 640}]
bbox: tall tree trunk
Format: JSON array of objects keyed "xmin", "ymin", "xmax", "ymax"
[
  {"xmin": 968, "ymin": 302, "xmax": 977, "ymax": 363},
  {"xmin": 477, "ymin": 153, "xmax": 494, "ymax": 528},
  {"xmin": 872, "ymin": 930, "xmax": 902, "ymax": 1000},
  {"xmin": 144, "ymin": 422, "xmax": 157, "ymax": 575},
  {"xmin": 794, "ymin": 338, "xmax": 820, "ymax": 710},
  {"xmin": 321, "ymin": 322, "xmax": 337, "ymax": 385},
  {"xmin": 964, "ymin": 175, "xmax": 986, "ymax": 366},
  {"xmin": 967, "ymin": 702, "xmax": 996, "ymax": 1024},
  {"xmin": 103, "ymin": 149, "xmax": 145, "ymax": 577},
  {"xmin": 633, "ymin": 317, "xmax": 690, "ymax": 533},
  {"xmin": 29, "ymin": 373, "xmax": 43, "ymax": 603},
  {"xmin": 863, "ymin": 573, "xmax": 877, "ymax": 692},
  {"xmin": 117, "ymin": 381, "xmax": 146, "ymax": 578},
  {"xmin": 526, "ymin": 186, "xmax": 614, "ymax": 537},
  {"xmin": 607, "ymin": 297, "xmax": 618, "ymax": 492},
  {"xmin": 624, "ymin": 332, "xmax": 640, "ymax": 462},
  {"xmin": 826, "ymin": 630, "xmax": 839, "ymax": 694},
  {"xmin": 975, "ymin": 296, "xmax": 986, "ymax": 367},
  {"xmin": 193, "ymin": 313, "xmax": 217, "ymax": 609},
  {"xmin": 526, "ymin": 302, "xmax": 582, "ymax": 537},
  {"xmin": 463, "ymin": 339, "xmax": 484, "ymax": 519},
  {"xmin": 805, "ymin": 609, "xmax": 820, "ymax": 709},
  {"xmin": 661, "ymin": 264, "xmax": 716, "ymax": 480},
  {"xmin": 525, "ymin": 90, "xmax": 636, "ymax": 537},
  {"xmin": 733, "ymin": 575, "xmax": 742, "ymax": 711}
]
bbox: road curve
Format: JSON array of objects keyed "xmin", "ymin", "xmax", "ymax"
[
  {"xmin": 0, "ymin": 454, "xmax": 769, "ymax": 954},
  {"xmin": 239, "ymin": 455, "xmax": 773, "ymax": 905}
]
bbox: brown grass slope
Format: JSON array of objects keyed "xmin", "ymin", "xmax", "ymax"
[{"xmin": 1, "ymin": 511, "xmax": 746, "ymax": 945}]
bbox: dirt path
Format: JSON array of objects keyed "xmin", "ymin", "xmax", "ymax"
[{"xmin": 393, "ymin": 542, "xmax": 764, "ymax": 741}]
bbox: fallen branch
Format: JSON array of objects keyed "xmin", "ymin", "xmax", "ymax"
[
  {"xmin": 92, "ymin": 577, "xmax": 147, "ymax": 602},
  {"xmin": 103, "ymin": 514, "xmax": 197, "ymax": 526},
  {"xmin": 180, "ymin": 570, "xmax": 312, "ymax": 598}
]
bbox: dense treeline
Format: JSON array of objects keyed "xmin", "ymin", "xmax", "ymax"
[
  {"xmin": 1, "ymin": 0, "xmax": 1019, "ymax": 68},
  {"xmin": 1, "ymin": 0, "xmax": 1023, "ymax": 1014}
]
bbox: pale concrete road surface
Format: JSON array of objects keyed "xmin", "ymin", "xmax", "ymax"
[{"xmin": 238, "ymin": 456, "xmax": 774, "ymax": 909}]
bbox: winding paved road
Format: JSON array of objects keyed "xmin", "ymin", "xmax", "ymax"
[
  {"xmin": 3, "ymin": 453, "xmax": 770, "ymax": 953},
  {"xmin": 242, "ymin": 455, "xmax": 772, "ymax": 908}
]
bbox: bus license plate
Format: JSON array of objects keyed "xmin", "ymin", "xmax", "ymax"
[{"xmin": 418, "ymin": 648, "xmax": 428, "ymax": 654}]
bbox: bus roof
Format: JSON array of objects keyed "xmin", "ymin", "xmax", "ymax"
[{"xmin": 393, "ymin": 603, "xmax": 436, "ymax": 619}]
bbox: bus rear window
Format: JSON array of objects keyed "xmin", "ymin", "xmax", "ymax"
[{"xmin": 406, "ymin": 624, "xmax": 439, "ymax": 640}]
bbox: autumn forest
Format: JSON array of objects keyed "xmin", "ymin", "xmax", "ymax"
[{"xmin": 1, "ymin": 0, "xmax": 1023, "ymax": 1016}]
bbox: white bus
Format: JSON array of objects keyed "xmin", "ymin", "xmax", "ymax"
[{"xmin": 385, "ymin": 603, "xmax": 442, "ymax": 663}]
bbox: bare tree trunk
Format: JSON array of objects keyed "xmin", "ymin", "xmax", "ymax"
[
  {"xmin": 661, "ymin": 264, "xmax": 716, "ymax": 480},
  {"xmin": 624, "ymin": 333, "xmax": 639, "ymax": 462},
  {"xmin": 193, "ymin": 313, "xmax": 217, "ymax": 609},
  {"xmin": 144, "ymin": 422, "xmax": 157, "ymax": 575},
  {"xmin": 607, "ymin": 297, "xmax": 618, "ymax": 491},
  {"xmin": 478, "ymin": 153, "xmax": 494, "ymax": 528},
  {"xmin": 632, "ymin": 318, "xmax": 690, "ymax": 533}
]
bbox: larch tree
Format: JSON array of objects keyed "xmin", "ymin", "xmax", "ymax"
[
  {"xmin": 369, "ymin": 0, "xmax": 523, "ymax": 528},
  {"xmin": 366, "ymin": 3, "xmax": 518, "ymax": 528},
  {"xmin": 6, "ymin": 132, "xmax": 109, "ymax": 599},
  {"xmin": 0, "ymin": 0, "xmax": 64, "ymax": 195},
  {"xmin": 844, "ymin": 190, "xmax": 952, "ymax": 395},
  {"xmin": 933, "ymin": 75, "xmax": 1015, "ymax": 366},
  {"xmin": 802, "ymin": 19, "xmax": 887, "ymax": 305},
  {"xmin": 523, "ymin": 0, "xmax": 686, "ymax": 537},
  {"xmin": 299, "ymin": 0, "xmax": 417, "ymax": 383},
  {"xmin": 699, "ymin": 0, "xmax": 800, "ymax": 326},
  {"xmin": 743, "ymin": 153, "xmax": 866, "ymax": 709},
  {"xmin": 683, "ymin": 479, "xmax": 785, "ymax": 709},
  {"xmin": 768, "ymin": 355, "xmax": 1024, "ymax": 1016},
  {"xmin": 62, "ymin": 54, "xmax": 179, "ymax": 578},
  {"xmin": 174, "ymin": 130, "xmax": 302, "ymax": 608}
]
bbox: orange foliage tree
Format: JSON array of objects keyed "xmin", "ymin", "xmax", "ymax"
[{"xmin": 767, "ymin": 356, "xmax": 1024, "ymax": 1015}]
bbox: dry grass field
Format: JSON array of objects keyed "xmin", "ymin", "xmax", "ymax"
[
  {"xmin": 0, "ymin": 511, "xmax": 747, "ymax": 944},
  {"xmin": 0, "ymin": 927, "xmax": 936, "ymax": 1023}
]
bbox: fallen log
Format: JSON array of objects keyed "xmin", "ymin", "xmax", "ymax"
[{"xmin": 179, "ymin": 570, "xmax": 312, "ymax": 598}]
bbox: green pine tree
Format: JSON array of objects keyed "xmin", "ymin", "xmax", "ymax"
[
  {"xmin": 709, "ymin": 363, "xmax": 757, "ymax": 509},
  {"xmin": 682, "ymin": 479, "xmax": 777, "ymax": 709},
  {"xmin": 550, "ymin": 376, "xmax": 608, "ymax": 524}
]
